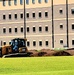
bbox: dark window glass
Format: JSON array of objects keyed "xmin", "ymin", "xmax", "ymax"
[
  {"xmin": 60, "ymin": 40, "xmax": 63, "ymax": 44},
  {"xmin": 33, "ymin": 41, "xmax": 36, "ymax": 46},
  {"xmin": 3, "ymin": 28, "xmax": 6, "ymax": 33},
  {"xmin": 15, "ymin": 14, "xmax": 17, "ymax": 19},
  {"xmin": 45, "ymin": 26, "xmax": 48, "ymax": 31},
  {"xmin": 32, "ymin": 13, "xmax": 35, "ymax": 18},
  {"xmin": 8, "ymin": 0, "xmax": 11, "ymax": 6},
  {"xmin": 46, "ymin": 41, "xmax": 48, "ymax": 46},
  {"xmin": 3, "ymin": 0, "xmax": 5, "ymax": 6},
  {"xmin": 15, "ymin": 28, "xmax": 17, "ymax": 33},
  {"xmin": 72, "ymin": 24, "xmax": 74, "ymax": 29},
  {"xmin": 33, "ymin": 27, "xmax": 36, "ymax": 32},
  {"xmin": 38, "ymin": 0, "xmax": 41, "ymax": 3},
  {"xmin": 60, "ymin": 25, "xmax": 63, "ymax": 29},
  {"xmin": 32, "ymin": 0, "xmax": 35, "ymax": 4},
  {"xmin": 4, "ymin": 42, "xmax": 6, "ymax": 45},
  {"xmin": 27, "ymin": 41, "xmax": 30, "ymax": 46},
  {"xmin": 26, "ymin": 0, "xmax": 29, "ymax": 4},
  {"xmin": 14, "ymin": 0, "xmax": 17, "ymax": 5},
  {"xmin": 9, "ymin": 14, "xmax": 11, "ymax": 19},
  {"xmin": 26, "ymin": 13, "xmax": 29, "ymax": 18},
  {"xmin": 21, "ymin": 27, "xmax": 23, "ymax": 33},
  {"xmin": 45, "ymin": 12, "xmax": 48, "ymax": 17},
  {"xmin": 59, "ymin": 10, "xmax": 63, "ymax": 14},
  {"xmin": 20, "ymin": 13, "xmax": 23, "ymax": 19},
  {"xmin": 45, "ymin": 0, "xmax": 48, "ymax": 3},
  {"xmin": 72, "ymin": 40, "xmax": 74, "ymax": 45},
  {"xmin": 39, "ymin": 41, "xmax": 42, "ymax": 46},
  {"xmin": 9, "ymin": 28, "xmax": 12, "ymax": 33},
  {"xmin": 71, "ymin": 9, "xmax": 74, "ymax": 14},
  {"xmin": 39, "ymin": 27, "xmax": 42, "ymax": 32},
  {"xmin": 3, "ymin": 15, "xmax": 6, "ymax": 20},
  {"xmin": 27, "ymin": 27, "xmax": 29, "ymax": 32},
  {"xmin": 20, "ymin": 0, "xmax": 23, "ymax": 5},
  {"xmin": 39, "ymin": 12, "xmax": 42, "ymax": 18}
]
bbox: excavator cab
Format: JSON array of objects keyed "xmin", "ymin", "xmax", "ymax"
[{"xmin": 10, "ymin": 38, "xmax": 27, "ymax": 53}]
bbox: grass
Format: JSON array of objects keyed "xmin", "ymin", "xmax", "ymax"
[{"xmin": 0, "ymin": 56, "xmax": 74, "ymax": 75}]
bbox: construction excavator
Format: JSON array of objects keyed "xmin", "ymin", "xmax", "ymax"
[{"xmin": 0, "ymin": 38, "xmax": 28, "ymax": 58}]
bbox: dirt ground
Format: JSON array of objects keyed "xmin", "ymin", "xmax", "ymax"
[{"xmin": 28, "ymin": 48, "xmax": 74, "ymax": 57}]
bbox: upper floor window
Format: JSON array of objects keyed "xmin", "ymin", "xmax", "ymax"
[
  {"xmin": 3, "ymin": 28, "xmax": 6, "ymax": 33},
  {"xmin": 8, "ymin": 0, "xmax": 11, "ymax": 6},
  {"xmin": 27, "ymin": 27, "xmax": 29, "ymax": 32},
  {"xmin": 32, "ymin": 0, "xmax": 35, "ymax": 4},
  {"xmin": 39, "ymin": 41, "xmax": 42, "ymax": 46},
  {"xmin": 14, "ymin": 0, "xmax": 17, "ymax": 5},
  {"xmin": 72, "ymin": 40, "xmax": 74, "ymax": 45},
  {"xmin": 33, "ymin": 41, "xmax": 36, "ymax": 46},
  {"xmin": 45, "ymin": 26, "xmax": 48, "ymax": 32},
  {"xmin": 3, "ymin": 15, "xmax": 6, "ymax": 20},
  {"xmin": 20, "ymin": 0, "xmax": 23, "ymax": 5},
  {"xmin": 45, "ymin": 0, "xmax": 48, "ymax": 3},
  {"xmin": 21, "ymin": 27, "xmax": 23, "ymax": 33},
  {"xmin": 60, "ymin": 40, "xmax": 63, "ymax": 44},
  {"xmin": 9, "ymin": 14, "xmax": 11, "ymax": 19},
  {"xmin": 9, "ymin": 28, "xmax": 12, "ymax": 33},
  {"xmin": 71, "ymin": 9, "xmax": 74, "ymax": 14},
  {"xmin": 33, "ymin": 27, "xmax": 36, "ymax": 32},
  {"xmin": 59, "ymin": 9, "xmax": 63, "ymax": 14},
  {"xmin": 38, "ymin": 0, "xmax": 41, "ymax": 3},
  {"xmin": 15, "ymin": 28, "xmax": 17, "ymax": 33},
  {"xmin": 20, "ymin": 13, "xmax": 23, "ymax": 19},
  {"xmin": 26, "ymin": 13, "xmax": 29, "ymax": 18},
  {"xmin": 39, "ymin": 12, "xmax": 42, "ymax": 18},
  {"xmin": 26, "ymin": 0, "xmax": 29, "ymax": 4},
  {"xmin": 60, "ymin": 25, "xmax": 63, "ymax": 29},
  {"xmin": 3, "ymin": 0, "xmax": 5, "ymax": 6},
  {"xmin": 45, "ymin": 41, "xmax": 48, "ymax": 46},
  {"xmin": 14, "ymin": 14, "xmax": 17, "ymax": 19},
  {"xmin": 39, "ymin": 26, "xmax": 42, "ymax": 32},
  {"xmin": 72, "ymin": 24, "xmax": 74, "ymax": 30},
  {"xmin": 45, "ymin": 12, "xmax": 48, "ymax": 17},
  {"xmin": 32, "ymin": 13, "xmax": 35, "ymax": 18}
]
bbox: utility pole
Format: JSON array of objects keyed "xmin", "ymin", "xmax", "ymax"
[{"xmin": 24, "ymin": 0, "xmax": 26, "ymax": 39}]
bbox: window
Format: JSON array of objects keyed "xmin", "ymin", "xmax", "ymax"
[
  {"xmin": 39, "ymin": 41, "xmax": 42, "ymax": 46},
  {"xmin": 20, "ymin": 0, "xmax": 23, "ymax": 5},
  {"xmin": 39, "ymin": 26, "xmax": 42, "ymax": 32},
  {"xmin": 39, "ymin": 12, "xmax": 42, "ymax": 18},
  {"xmin": 3, "ymin": 0, "xmax": 5, "ymax": 6},
  {"xmin": 60, "ymin": 25, "xmax": 63, "ymax": 29},
  {"xmin": 14, "ymin": 14, "xmax": 17, "ymax": 19},
  {"xmin": 3, "ymin": 28, "xmax": 6, "ymax": 33},
  {"xmin": 33, "ymin": 41, "xmax": 36, "ymax": 46},
  {"xmin": 71, "ymin": 9, "xmax": 74, "ymax": 14},
  {"xmin": 32, "ymin": 0, "xmax": 35, "ymax": 4},
  {"xmin": 59, "ymin": 9, "xmax": 63, "ymax": 14},
  {"xmin": 3, "ymin": 42, "xmax": 6, "ymax": 45},
  {"xmin": 45, "ymin": 12, "xmax": 48, "ymax": 17},
  {"xmin": 72, "ymin": 24, "xmax": 74, "ymax": 29},
  {"xmin": 9, "ymin": 14, "xmax": 11, "ymax": 19},
  {"xmin": 38, "ymin": 0, "xmax": 41, "ymax": 3},
  {"xmin": 3, "ymin": 15, "xmax": 6, "ymax": 20},
  {"xmin": 26, "ymin": 0, "xmax": 29, "ymax": 4},
  {"xmin": 15, "ymin": 28, "xmax": 17, "ymax": 33},
  {"xmin": 20, "ymin": 13, "xmax": 23, "ymax": 19},
  {"xmin": 9, "ymin": 28, "xmax": 12, "ymax": 33},
  {"xmin": 45, "ymin": 41, "xmax": 48, "ymax": 46},
  {"xmin": 27, "ymin": 27, "xmax": 29, "ymax": 32},
  {"xmin": 14, "ymin": 0, "xmax": 17, "ymax": 5},
  {"xmin": 8, "ymin": 0, "xmax": 11, "ymax": 6},
  {"xmin": 45, "ymin": 0, "xmax": 48, "ymax": 3},
  {"xmin": 33, "ymin": 27, "xmax": 36, "ymax": 32},
  {"xmin": 32, "ymin": 13, "xmax": 35, "ymax": 18},
  {"xmin": 60, "ymin": 40, "xmax": 63, "ymax": 44},
  {"xmin": 21, "ymin": 27, "xmax": 23, "ymax": 33},
  {"xmin": 45, "ymin": 26, "xmax": 48, "ymax": 32},
  {"xmin": 26, "ymin": 13, "xmax": 29, "ymax": 18},
  {"xmin": 72, "ymin": 40, "xmax": 74, "ymax": 45},
  {"xmin": 27, "ymin": 41, "xmax": 30, "ymax": 46}
]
